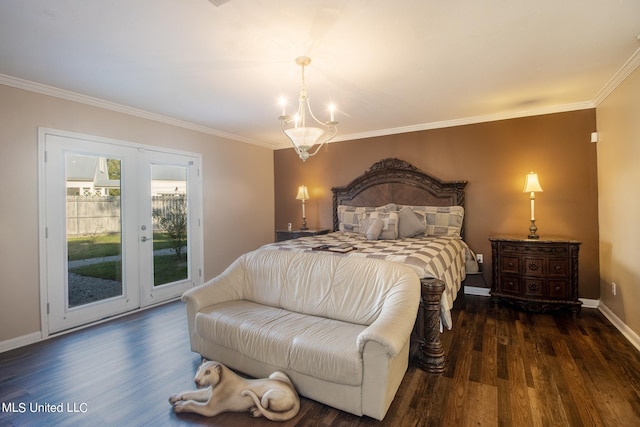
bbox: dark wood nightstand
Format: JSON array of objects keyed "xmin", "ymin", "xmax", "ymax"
[
  {"xmin": 275, "ymin": 229, "xmax": 330, "ymax": 242},
  {"xmin": 489, "ymin": 236, "xmax": 582, "ymax": 317}
]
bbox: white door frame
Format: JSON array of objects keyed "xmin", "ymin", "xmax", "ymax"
[{"xmin": 38, "ymin": 128, "xmax": 203, "ymax": 336}]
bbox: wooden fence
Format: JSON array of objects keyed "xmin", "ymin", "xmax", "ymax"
[{"xmin": 66, "ymin": 195, "xmax": 185, "ymax": 237}]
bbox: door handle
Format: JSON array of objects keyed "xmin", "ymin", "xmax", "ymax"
[{"xmin": 140, "ymin": 236, "xmax": 150, "ymax": 242}]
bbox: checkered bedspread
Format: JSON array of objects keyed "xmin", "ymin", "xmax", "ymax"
[{"xmin": 261, "ymin": 232, "xmax": 469, "ymax": 330}]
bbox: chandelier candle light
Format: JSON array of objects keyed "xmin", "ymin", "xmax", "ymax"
[
  {"xmin": 523, "ymin": 172, "xmax": 543, "ymax": 239},
  {"xmin": 296, "ymin": 185, "xmax": 310, "ymax": 230},
  {"xmin": 279, "ymin": 56, "xmax": 339, "ymax": 161}
]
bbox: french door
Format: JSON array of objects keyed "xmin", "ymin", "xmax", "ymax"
[{"xmin": 39, "ymin": 129, "xmax": 202, "ymax": 334}]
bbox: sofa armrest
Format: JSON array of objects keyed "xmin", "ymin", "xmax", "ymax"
[
  {"xmin": 356, "ymin": 273, "xmax": 420, "ymax": 357},
  {"xmin": 181, "ymin": 258, "xmax": 245, "ymax": 312}
]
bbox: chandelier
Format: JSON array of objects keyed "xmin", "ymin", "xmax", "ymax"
[{"xmin": 278, "ymin": 56, "xmax": 339, "ymax": 161}]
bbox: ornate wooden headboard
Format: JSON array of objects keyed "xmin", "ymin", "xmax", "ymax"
[{"xmin": 331, "ymin": 158, "xmax": 468, "ymax": 237}]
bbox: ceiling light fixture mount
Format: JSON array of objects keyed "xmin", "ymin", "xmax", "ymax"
[{"xmin": 278, "ymin": 56, "xmax": 338, "ymax": 161}]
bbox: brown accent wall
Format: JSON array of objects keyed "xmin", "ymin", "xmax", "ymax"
[{"xmin": 274, "ymin": 109, "xmax": 599, "ymax": 298}]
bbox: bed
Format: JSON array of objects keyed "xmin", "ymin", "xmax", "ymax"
[{"xmin": 263, "ymin": 158, "xmax": 470, "ymax": 373}]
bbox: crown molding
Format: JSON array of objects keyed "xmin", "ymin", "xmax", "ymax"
[
  {"xmin": 592, "ymin": 46, "xmax": 640, "ymax": 106},
  {"xmin": 7, "ymin": 55, "xmax": 637, "ymax": 151},
  {"xmin": 0, "ymin": 74, "xmax": 278, "ymax": 150},
  {"xmin": 331, "ymin": 101, "xmax": 595, "ymax": 144}
]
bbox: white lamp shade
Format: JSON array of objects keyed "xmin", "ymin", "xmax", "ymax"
[
  {"xmin": 296, "ymin": 185, "xmax": 309, "ymax": 200},
  {"xmin": 523, "ymin": 172, "xmax": 543, "ymax": 193},
  {"xmin": 285, "ymin": 127, "xmax": 325, "ymax": 151}
]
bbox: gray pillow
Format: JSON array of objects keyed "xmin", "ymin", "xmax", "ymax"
[
  {"xmin": 365, "ymin": 218, "xmax": 384, "ymax": 240},
  {"xmin": 398, "ymin": 207, "xmax": 426, "ymax": 238}
]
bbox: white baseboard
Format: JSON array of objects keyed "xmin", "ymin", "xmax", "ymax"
[
  {"xmin": 464, "ymin": 286, "xmax": 491, "ymax": 296},
  {"xmin": 598, "ymin": 302, "xmax": 640, "ymax": 353},
  {"xmin": 0, "ymin": 331, "xmax": 42, "ymax": 354},
  {"xmin": 580, "ymin": 298, "xmax": 599, "ymax": 309}
]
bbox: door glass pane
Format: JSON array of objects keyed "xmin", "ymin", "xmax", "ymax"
[
  {"xmin": 66, "ymin": 154, "xmax": 123, "ymax": 308},
  {"xmin": 151, "ymin": 165, "xmax": 189, "ymax": 286}
]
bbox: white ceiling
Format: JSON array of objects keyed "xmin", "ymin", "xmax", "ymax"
[{"xmin": 1, "ymin": 0, "xmax": 639, "ymax": 149}]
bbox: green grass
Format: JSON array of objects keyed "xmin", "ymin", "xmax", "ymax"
[
  {"xmin": 67, "ymin": 232, "xmax": 179, "ymax": 260},
  {"xmin": 70, "ymin": 260, "xmax": 123, "ymax": 282},
  {"xmin": 69, "ymin": 254, "xmax": 188, "ymax": 286},
  {"xmin": 68, "ymin": 232, "xmax": 188, "ymax": 285},
  {"xmin": 67, "ymin": 233, "xmax": 121, "ymax": 261},
  {"xmin": 153, "ymin": 254, "xmax": 188, "ymax": 286}
]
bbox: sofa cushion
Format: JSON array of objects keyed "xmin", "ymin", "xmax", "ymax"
[
  {"xmin": 238, "ymin": 250, "xmax": 418, "ymax": 326},
  {"xmin": 195, "ymin": 300, "xmax": 365, "ymax": 385}
]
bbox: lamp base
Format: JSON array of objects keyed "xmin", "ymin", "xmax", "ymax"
[
  {"xmin": 528, "ymin": 220, "xmax": 539, "ymax": 239},
  {"xmin": 300, "ymin": 217, "xmax": 308, "ymax": 231}
]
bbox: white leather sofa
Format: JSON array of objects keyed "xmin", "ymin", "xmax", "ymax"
[{"xmin": 181, "ymin": 249, "xmax": 420, "ymax": 420}]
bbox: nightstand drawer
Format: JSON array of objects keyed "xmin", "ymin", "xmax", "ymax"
[
  {"xmin": 500, "ymin": 256, "xmax": 520, "ymax": 274},
  {"xmin": 499, "ymin": 275, "xmax": 521, "ymax": 295},
  {"xmin": 524, "ymin": 278, "xmax": 544, "ymax": 297},
  {"xmin": 523, "ymin": 257, "xmax": 545, "ymax": 276},
  {"xmin": 548, "ymin": 280, "xmax": 569, "ymax": 298},
  {"xmin": 548, "ymin": 258, "xmax": 568, "ymax": 277}
]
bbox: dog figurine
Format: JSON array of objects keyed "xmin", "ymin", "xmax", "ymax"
[{"xmin": 169, "ymin": 360, "xmax": 300, "ymax": 421}]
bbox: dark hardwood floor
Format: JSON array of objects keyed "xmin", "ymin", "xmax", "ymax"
[{"xmin": 1, "ymin": 293, "xmax": 640, "ymax": 426}]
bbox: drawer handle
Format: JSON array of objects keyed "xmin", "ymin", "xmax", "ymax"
[
  {"xmin": 555, "ymin": 286, "xmax": 561, "ymax": 291},
  {"xmin": 528, "ymin": 263, "xmax": 540, "ymax": 271},
  {"xmin": 507, "ymin": 281, "xmax": 514, "ymax": 287},
  {"xmin": 554, "ymin": 265, "xmax": 561, "ymax": 271},
  {"xmin": 508, "ymin": 262, "xmax": 514, "ymax": 268}
]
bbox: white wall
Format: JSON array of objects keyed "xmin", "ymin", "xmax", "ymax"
[
  {"xmin": 596, "ymin": 65, "xmax": 640, "ymax": 338},
  {"xmin": 0, "ymin": 84, "xmax": 274, "ymax": 345}
]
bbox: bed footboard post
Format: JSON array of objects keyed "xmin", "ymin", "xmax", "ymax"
[{"xmin": 411, "ymin": 278, "xmax": 446, "ymax": 373}]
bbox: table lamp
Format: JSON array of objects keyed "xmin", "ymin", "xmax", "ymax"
[
  {"xmin": 523, "ymin": 172, "xmax": 543, "ymax": 239},
  {"xmin": 296, "ymin": 185, "xmax": 310, "ymax": 230}
]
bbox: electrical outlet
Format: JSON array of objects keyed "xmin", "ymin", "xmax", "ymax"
[
  {"xmin": 612, "ymin": 282, "xmax": 617, "ymax": 296},
  {"xmin": 477, "ymin": 254, "xmax": 483, "ymax": 264}
]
